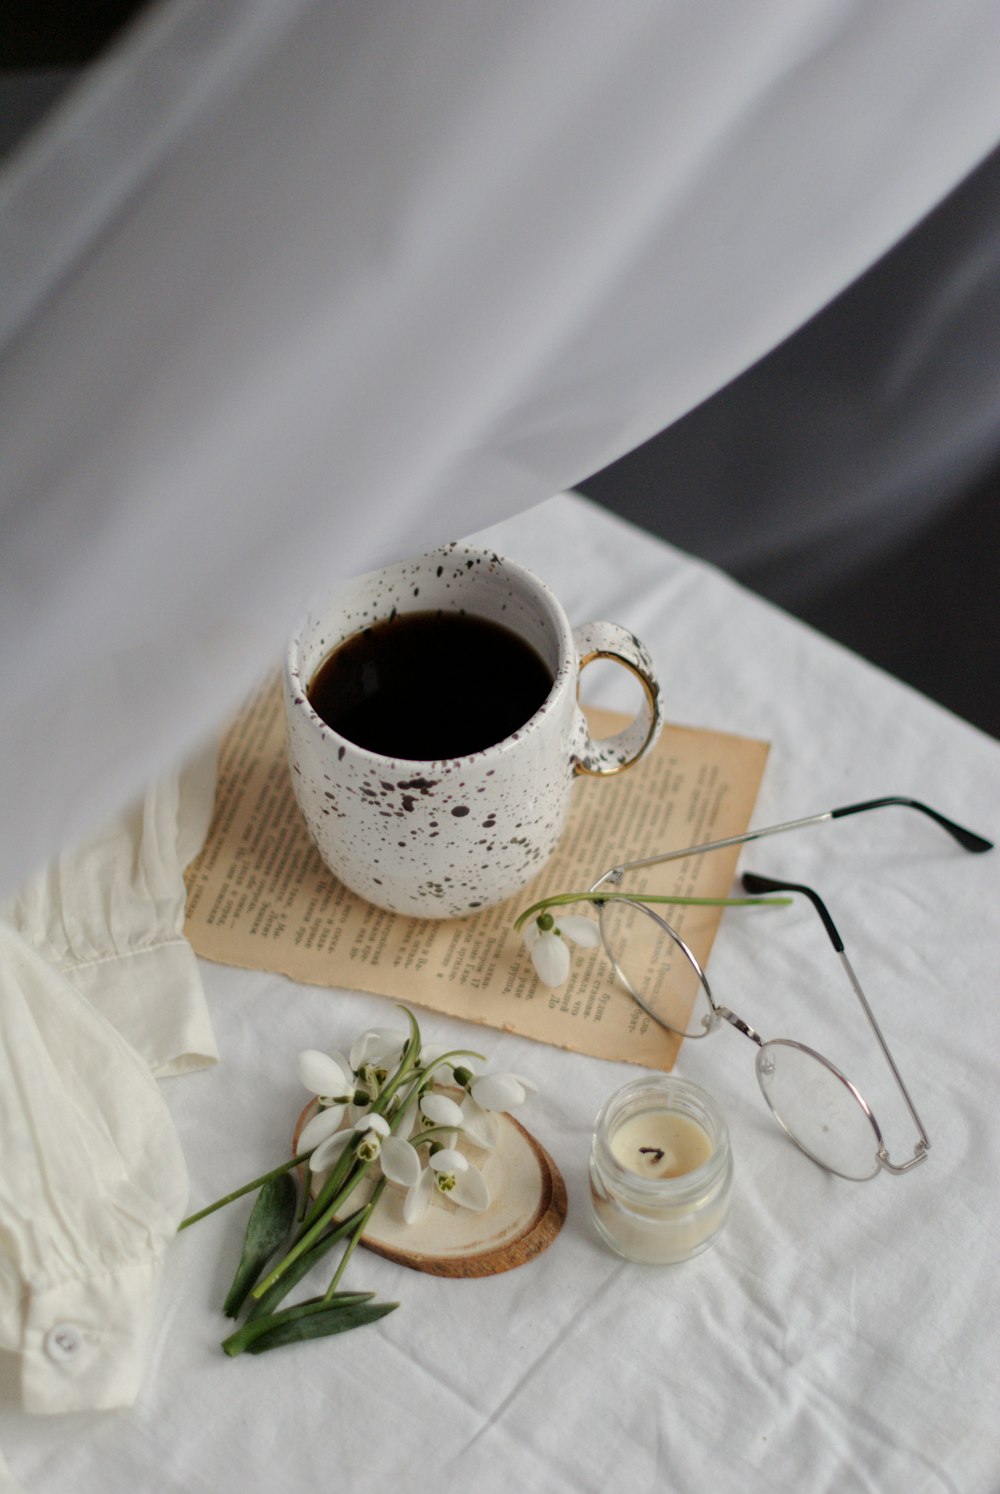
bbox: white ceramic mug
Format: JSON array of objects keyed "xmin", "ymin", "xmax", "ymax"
[{"xmin": 284, "ymin": 543, "xmax": 662, "ymax": 918}]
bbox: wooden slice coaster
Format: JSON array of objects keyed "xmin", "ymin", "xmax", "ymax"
[{"xmin": 295, "ymin": 1101, "xmax": 567, "ymax": 1278}]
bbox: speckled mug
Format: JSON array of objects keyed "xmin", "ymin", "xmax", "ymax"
[{"xmin": 284, "ymin": 543, "xmax": 662, "ymax": 918}]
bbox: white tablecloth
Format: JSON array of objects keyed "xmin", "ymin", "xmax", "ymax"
[{"xmin": 3, "ymin": 492, "xmax": 997, "ymax": 1493}]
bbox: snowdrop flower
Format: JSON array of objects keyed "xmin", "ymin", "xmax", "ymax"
[
  {"xmin": 414, "ymin": 1091, "xmax": 463, "ymax": 1148},
  {"xmin": 349, "ymin": 1027, "xmax": 408, "ymax": 1097},
  {"xmin": 297, "ymin": 1049, "xmax": 356, "ymax": 1132},
  {"xmin": 297, "ymin": 1103, "xmax": 352, "ymax": 1159},
  {"xmin": 522, "ymin": 910, "xmax": 601, "ymax": 987},
  {"xmin": 307, "ymin": 1113, "xmax": 423, "ymax": 1190},
  {"xmin": 401, "ymin": 1148, "xmax": 490, "ymax": 1225},
  {"xmin": 307, "ymin": 1112, "xmax": 389, "ymax": 1173},
  {"xmin": 460, "ymin": 1070, "xmax": 538, "ymax": 1151},
  {"xmin": 377, "ymin": 1132, "xmax": 423, "ymax": 1190}
]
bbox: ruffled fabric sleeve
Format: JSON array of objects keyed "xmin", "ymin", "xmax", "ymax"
[
  {"xmin": 1, "ymin": 750, "xmax": 218, "ymax": 1076},
  {"xmin": 0, "ymin": 927, "xmax": 189, "ymax": 1414}
]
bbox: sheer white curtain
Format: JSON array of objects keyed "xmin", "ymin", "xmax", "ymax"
[
  {"xmin": 579, "ymin": 138, "xmax": 1000, "ymax": 605},
  {"xmin": 3, "ymin": 0, "xmax": 1000, "ymax": 893}
]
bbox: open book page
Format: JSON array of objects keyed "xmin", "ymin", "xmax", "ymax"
[{"xmin": 185, "ymin": 677, "xmax": 769, "ymax": 1069}]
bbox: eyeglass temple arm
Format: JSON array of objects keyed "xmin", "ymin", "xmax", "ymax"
[
  {"xmin": 742, "ymin": 872, "xmax": 930, "ymax": 1173},
  {"xmin": 595, "ymin": 797, "xmax": 991, "ymax": 885},
  {"xmin": 830, "ymin": 798, "xmax": 992, "ymax": 853}
]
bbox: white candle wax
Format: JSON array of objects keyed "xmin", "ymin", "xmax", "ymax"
[{"xmin": 609, "ymin": 1109, "xmax": 713, "ymax": 1179}]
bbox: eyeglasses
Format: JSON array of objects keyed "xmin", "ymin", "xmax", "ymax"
[{"xmin": 588, "ymin": 797, "xmax": 992, "ymax": 1181}]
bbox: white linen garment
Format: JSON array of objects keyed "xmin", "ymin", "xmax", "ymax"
[
  {"xmin": 1, "ymin": 748, "xmax": 218, "ymax": 1078},
  {"xmin": 0, "ymin": 761, "xmax": 218, "ymax": 1425},
  {"xmin": 0, "ymin": 927, "xmax": 189, "ymax": 1415}
]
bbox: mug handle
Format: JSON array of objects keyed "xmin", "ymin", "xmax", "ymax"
[{"xmin": 570, "ymin": 622, "xmax": 663, "ymax": 776}]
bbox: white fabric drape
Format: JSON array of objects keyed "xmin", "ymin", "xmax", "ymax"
[{"xmin": 3, "ymin": 0, "xmax": 1000, "ymax": 896}]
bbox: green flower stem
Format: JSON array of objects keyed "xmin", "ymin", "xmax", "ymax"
[
  {"xmin": 296, "ymin": 1163, "xmax": 313, "ymax": 1223},
  {"xmin": 300, "ymin": 1017, "xmax": 421, "ymax": 1235},
  {"xmin": 251, "ymin": 1152, "xmax": 378, "ymax": 1300},
  {"xmin": 301, "ymin": 1013, "xmax": 426, "ymax": 1231},
  {"xmin": 299, "ymin": 1132, "xmax": 360, "ymax": 1233},
  {"xmin": 512, "ymin": 890, "xmax": 791, "ymax": 933},
  {"xmin": 268, "ymin": 1016, "xmax": 431, "ymax": 1287},
  {"xmin": 178, "ymin": 1152, "xmax": 311, "ymax": 1231},
  {"xmin": 298, "ymin": 1082, "xmax": 414, "ymax": 1237},
  {"xmin": 372, "ymin": 1005, "xmax": 423, "ymax": 1106},
  {"xmin": 323, "ymin": 1182, "xmax": 386, "ymax": 1302},
  {"xmin": 421, "ymin": 1049, "xmax": 486, "ymax": 1084},
  {"xmin": 299, "ymin": 1113, "xmax": 397, "ymax": 1240},
  {"xmin": 409, "ymin": 1124, "xmax": 462, "ymax": 1147},
  {"xmin": 248, "ymin": 1207, "xmax": 368, "ymax": 1319}
]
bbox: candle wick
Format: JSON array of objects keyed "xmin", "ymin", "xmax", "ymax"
[{"xmin": 638, "ymin": 1147, "xmax": 665, "ymax": 1163}]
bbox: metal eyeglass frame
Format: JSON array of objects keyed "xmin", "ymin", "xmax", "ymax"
[{"xmin": 587, "ymin": 797, "xmax": 993, "ymax": 1180}]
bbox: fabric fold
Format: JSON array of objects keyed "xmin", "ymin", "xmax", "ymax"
[
  {"xmin": 2, "ymin": 752, "xmax": 218, "ymax": 1075},
  {"xmin": 0, "ymin": 927, "xmax": 189, "ymax": 1415}
]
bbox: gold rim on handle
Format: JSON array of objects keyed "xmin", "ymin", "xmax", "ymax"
[{"xmin": 573, "ymin": 649, "xmax": 660, "ymax": 777}]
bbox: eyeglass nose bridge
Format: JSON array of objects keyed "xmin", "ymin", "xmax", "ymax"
[{"xmin": 716, "ymin": 1007, "xmax": 763, "ymax": 1046}]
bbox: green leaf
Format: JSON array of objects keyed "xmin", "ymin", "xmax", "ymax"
[
  {"xmin": 222, "ymin": 1296, "xmax": 397, "ymax": 1356},
  {"xmin": 222, "ymin": 1172, "xmax": 297, "ymax": 1318},
  {"xmin": 245, "ymin": 1301, "xmax": 397, "ymax": 1354}
]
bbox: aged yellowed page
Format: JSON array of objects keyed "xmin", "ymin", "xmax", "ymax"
[{"xmin": 185, "ymin": 677, "xmax": 769, "ymax": 1069}]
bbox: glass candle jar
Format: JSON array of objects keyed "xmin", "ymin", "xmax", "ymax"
[{"xmin": 589, "ymin": 1075, "xmax": 733, "ymax": 1264}]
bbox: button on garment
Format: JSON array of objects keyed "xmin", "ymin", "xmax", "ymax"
[{"xmin": 43, "ymin": 1326, "xmax": 84, "ymax": 1366}]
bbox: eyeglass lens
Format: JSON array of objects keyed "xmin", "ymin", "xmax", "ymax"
[
  {"xmin": 599, "ymin": 897, "xmax": 715, "ymax": 1039},
  {"xmin": 755, "ymin": 1040, "xmax": 881, "ymax": 1180},
  {"xmin": 600, "ymin": 896, "xmax": 885, "ymax": 1178}
]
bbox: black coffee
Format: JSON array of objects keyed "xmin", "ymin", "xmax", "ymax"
[{"xmin": 307, "ymin": 610, "xmax": 554, "ymax": 760}]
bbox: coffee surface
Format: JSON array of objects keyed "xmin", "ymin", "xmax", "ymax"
[{"xmin": 307, "ymin": 610, "xmax": 554, "ymax": 760}]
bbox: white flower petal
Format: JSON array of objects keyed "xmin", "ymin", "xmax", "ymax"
[
  {"xmin": 297, "ymin": 1049, "xmax": 349, "ymax": 1097},
  {"xmin": 522, "ymin": 921, "xmax": 541, "ymax": 948},
  {"xmin": 472, "ymin": 1072, "xmax": 526, "ymax": 1112},
  {"xmin": 509, "ymin": 1072, "xmax": 538, "ymax": 1097},
  {"xmin": 298, "ymin": 1105, "xmax": 345, "ymax": 1153},
  {"xmin": 429, "ymin": 1148, "xmax": 468, "ymax": 1174},
  {"xmin": 558, "ymin": 914, "xmax": 601, "ymax": 948},
  {"xmin": 350, "ymin": 1027, "xmax": 406, "ymax": 1070},
  {"xmin": 402, "ymin": 1168, "xmax": 434, "ymax": 1224},
  {"xmin": 530, "ymin": 930, "xmax": 571, "ymax": 986},
  {"xmin": 309, "ymin": 1128, "xmax": 353, "ymax": 1174},
  {"xmin": 329, "ymin": 1048, "xmax": 353, "ymax": 1081},
  {"xmin": 420, "ymin": 1093, "xmax": 464, "ymax": 1128},
  {"xmin": 451, "ymin": 1166, "xmax": 491, "ymax": 1212},
  {"xmin": 380, "ymin": 1137, "xmax": 423, "ymax": 1189},
  {"xmin": 356, "ymin": 1113, "xmax": 390, "ymax": 1137},
  {"xmin": 460, "ymin": 1095, "xmax": 499, "ymax": 1150}
]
